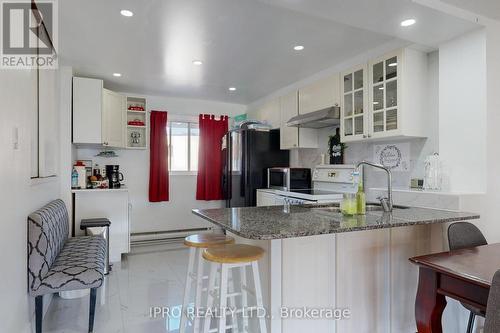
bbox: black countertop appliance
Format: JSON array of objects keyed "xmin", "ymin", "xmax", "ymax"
[{"xmin": 105, "ymin": 165, "xmax": 124, "ymax": 189}]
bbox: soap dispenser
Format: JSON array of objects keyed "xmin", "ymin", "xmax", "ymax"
[{"xmin": 354, "ymin": 172, "xmax": 366, "ymax": 215}]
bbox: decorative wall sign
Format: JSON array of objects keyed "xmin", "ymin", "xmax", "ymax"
[{"xmin": 373, "ymin": 143, "xmax": 410, "ymax": 172}]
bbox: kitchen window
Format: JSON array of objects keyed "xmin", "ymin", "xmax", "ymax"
[{"xmin": 168, "ymin": 120, "xmax": 199, "ymax": 173}]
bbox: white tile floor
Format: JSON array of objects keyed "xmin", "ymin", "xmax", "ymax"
[{"xmin": 43, "ymin": 243, "xmax": 190, "ymax": 333}]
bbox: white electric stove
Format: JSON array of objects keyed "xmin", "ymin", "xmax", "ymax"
[{"xmin": 259, "ymin": 165, "xmax": 358, "ymax": 205}]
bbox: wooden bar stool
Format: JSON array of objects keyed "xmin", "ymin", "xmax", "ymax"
[
  {"xmin": 203, "ymin": 244, "xmax": 267, "ymax": 333},
  {"xmin": 180, "ymin": 234, "xmax": 235, "ymax": 333}
]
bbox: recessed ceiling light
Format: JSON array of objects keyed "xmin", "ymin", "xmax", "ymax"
[
  {"xmin": 378, "ymin": 86, "xmax": 384, "ymax": 90},
  {"xmin": 228, "ymin": 87, "xmax": 237, "ymax": 92},
  {"xmin": 401, "ymin": 18, "xmax": 416, "ymax": 27},
  {"xmin": 120, "ymin": 9, "xmax": 133, "ymax": 17},
  {"xmin": 192, "ymin": 60, "xmax": 203, "ymax": 66},
  {"xmin": 113, "ymin": 73, "xmax": 122, "ymax": 77},
  {"xmin": 293, "ymin": 45, "xmax": 304, "ymax": 51},
  {"xmin": 388, "ymin": 62, "xmax": 398, "ymax": 67},
  {"xmin": 373, "ymin": 102, "xmax": 379, "ymax": 105}
]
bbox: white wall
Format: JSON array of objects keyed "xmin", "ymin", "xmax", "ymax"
[
  {"xmin": 0, "ymin": 68, "xmax": 62, "ymax": 333},
  {"xmin": 76, "ymin": 94, "xmax": 246, "ymax": 233},
  {"xmin": 462, "ymin": 23, "xmax": 500, "ymax": 245},
  {"xmin": 438, "ymin": 29, "xmax": 487, "ymax": 193}
]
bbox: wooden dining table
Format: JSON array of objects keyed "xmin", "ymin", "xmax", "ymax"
[{"xmin": 409, "ymin": 243, "xmax": 500, "ymax": 333}]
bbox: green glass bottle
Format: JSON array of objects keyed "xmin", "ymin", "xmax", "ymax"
[{"xmin": 356, "ymin": 179, "xmax": 366, "ymax": 215}]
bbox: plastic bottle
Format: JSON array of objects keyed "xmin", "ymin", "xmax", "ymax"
[{"xmin": 71, "ymin": 168, "xmax": 79, "ymax": 189}]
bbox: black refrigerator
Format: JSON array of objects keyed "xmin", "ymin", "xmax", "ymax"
[{"xmin": 222, "ymin": 127, "xmax": 289, "ymax": 207}]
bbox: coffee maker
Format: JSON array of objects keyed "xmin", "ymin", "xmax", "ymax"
[{"xmin": 105, "ymin": 165, "xmax": 124, "ymax": 188}]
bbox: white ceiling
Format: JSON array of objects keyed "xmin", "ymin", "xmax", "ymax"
[
  {"xmin": 440, "ymin": 0, "xmax": 500, "ymax": 21},
  {"xmin": 59, "ymin": 0, "xmax": 480, "ymax": 104}
]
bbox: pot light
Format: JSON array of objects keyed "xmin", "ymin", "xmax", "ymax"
[
  {"xmin": 293, "ymin": 45, "xmax": 304, "ymax": 51},
  {"xmin": 120, "ymin": 9, "xmax": 133, "ymax": 17},
  {"xmin": 401, "ymin": 18, "xmax": 416, "ymax": 27},
  {"xmin": 192, "ymin": 60, "xmax": 203, "ymax": 66},
  {"xmin": 228, "ymin": 87, "xmax": 237, "ymax": 91},
  {"xmin": 113, "ymin": 73, "xmax": 122, "ymax": 77}
]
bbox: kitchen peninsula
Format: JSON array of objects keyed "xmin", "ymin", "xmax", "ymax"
[{"xmin": 193, "ymin": 204, "xmax": 479, "ymax": 333}]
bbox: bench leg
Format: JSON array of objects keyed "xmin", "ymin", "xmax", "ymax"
[
  {"xmin": 35, "ymin": 295, "xmax": 43, "ymax": 333},
  {"xmin": 89, "ymin": 288, "xmax": 97, "ymax": 333}
]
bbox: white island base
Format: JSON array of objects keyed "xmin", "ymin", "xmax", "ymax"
[{"xmin": 230, "ymin": 224, "xmax": 443, "ymax": 333}]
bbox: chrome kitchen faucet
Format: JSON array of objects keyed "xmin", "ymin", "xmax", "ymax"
[{"xmin": 356, "ymin": 161, "xmax": 393, "ymax": 212}]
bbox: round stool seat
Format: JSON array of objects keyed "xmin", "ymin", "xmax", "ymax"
[
  {"xmin": 184, "ymin": 234, "xmax": 235, "ymax": 248},
  {"xmin": 203, "ymin": 244, "xmax": 265, "ymax": 264}
]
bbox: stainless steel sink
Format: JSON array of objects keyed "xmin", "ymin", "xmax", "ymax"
[
  {"xmin": 312, "ymin": 203, "xmax": 409, "ymax": 213},
  {"xmin": 366, "ymin": 204, "xmax": 385, "ymax": 211}
]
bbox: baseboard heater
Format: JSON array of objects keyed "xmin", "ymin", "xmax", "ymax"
[{"xmin": 130, "ymin": 228, "xmax": 212, "ymax": 246}]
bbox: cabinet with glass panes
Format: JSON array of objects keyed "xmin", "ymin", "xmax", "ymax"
[
  {"xmin": 341, "ymin": 47, "xmax": 429, "ymax": 142},
  {"xmin": 341, "ymin": 64, "xmax": 368, "ymax": 142}
]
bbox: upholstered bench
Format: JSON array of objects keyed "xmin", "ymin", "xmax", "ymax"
[{"xmin": 28, "ymin": 199, "xmax": 106, "ymax": 333}]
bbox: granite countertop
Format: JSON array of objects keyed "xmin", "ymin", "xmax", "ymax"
[{"xmin": 192, "ymin": 204, "xmax": 480, "ymax": 240}]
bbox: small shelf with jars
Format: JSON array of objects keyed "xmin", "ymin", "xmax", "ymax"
[{"xmin": 126, "ymin": 96, "xmax": 148, "ymax": 149}]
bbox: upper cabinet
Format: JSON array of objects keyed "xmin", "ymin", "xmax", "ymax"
[
  {"xmin": 298, "ymin": 73, "xmax": 340, "ymax": 114},
  {"xmin": 341, "ymin": 64, "xmax": 368, "ymax": 142},
  {"xmin": 280, "ymin": 91, "xmax": 318, "ymax": 149},
  {"xmin": 102, "ymin": 89, "xmax": 126, "ymax": 148},
  {"xmin": 369, "ymin": 50, "xmax": 401, "ymax": 139},
  {"xmin": 248, "ymin": 99, "xmax": 281, "ymax": 128},
  {"xmin": 73, "ymin": 77, "xmax": 103, "ymax": 145},
  {"xmin": 341, "ymin": 48, "xmax": 428, "ymax": 142},
  {"xmin": 73, "ymin": 77, "xmax": 128, "ymax": 148}
]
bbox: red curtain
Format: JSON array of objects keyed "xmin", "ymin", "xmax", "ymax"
[
  {"xmin": 196, "ymin": 114, "xmax": 229, "ymax": 200},
  {"xmin": 149, "ymin": 111, "xmax": 169, "ymax": 202}
]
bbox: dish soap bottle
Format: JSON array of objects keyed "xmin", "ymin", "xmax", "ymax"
[
  {"xmin": 71, "ymin": 168, "xmax": 79, "ymax": 189},
  {"xmin": 355, "ymin": 172, "xmax": 366, "ymax": 215}
]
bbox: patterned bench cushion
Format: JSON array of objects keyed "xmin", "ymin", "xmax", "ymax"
[
  {"xmin": 28, "ymin": 199, "xmax": 105, "ymax": 296},
  {"xmin": 30, "ymin": 236, "xmax": 106, "ymax": 296}
]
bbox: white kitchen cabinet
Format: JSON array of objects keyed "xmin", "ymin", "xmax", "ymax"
[
  {"xmin": 341, "ymin": 48, "xmax": 428, "ymax": 142},
  {"xmin": 340, "ymin": 64, "xmax": 368, "ymax": 142},
  {"xmin": 73, "ymin": 77, "xmax": 126, "ymax": 148},
  {"xmin": 102, "ymin": 89, "xmax": 126, "ymax": 148},
  {"xmin": 73, "ymin": 77, "xmax": 103, "ymax": 144},
  {"xmin": 73, "ymin": 189, "xmax": 130, "ymax": 262},
  {"xmin": 298, "ymin": 73, "xmax": 340, "ymax": 114},
  {"xmin": 250, "ymin": 99, "xmax": 280, "ymax": 128},
  {"xmin": 280, "ymin": 91, "xmax": 318, "ymax": 149}
]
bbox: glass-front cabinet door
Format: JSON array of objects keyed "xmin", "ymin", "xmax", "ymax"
[
  {"xmin": 341, "ymin": 64, "xmax": 367, "ymax": 142},
  {"xmin": 369, "ymin": 50, "xmax": 401, "ymax": 137}
]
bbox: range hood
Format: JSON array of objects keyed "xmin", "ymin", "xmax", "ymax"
[{"xmin": 286, "ymin": 105, "xmax": 340, "ymax": 129}]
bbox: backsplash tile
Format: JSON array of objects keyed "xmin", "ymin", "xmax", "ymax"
[{"xmin": 290, "ymin": 126, "xmax": 438, "ymax": 190}]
